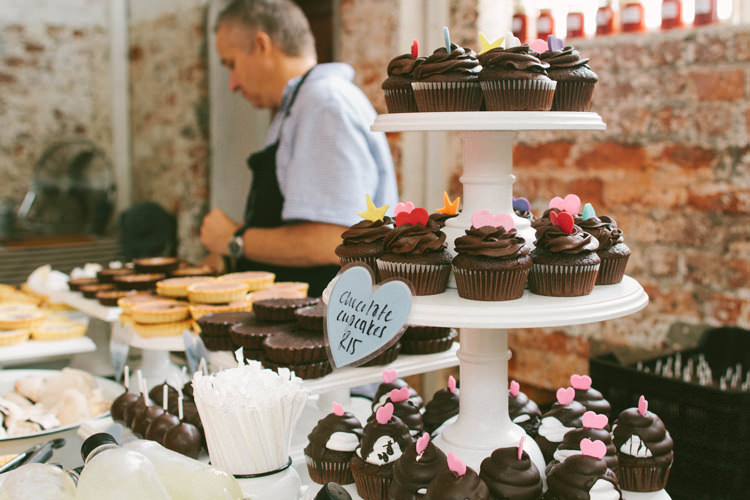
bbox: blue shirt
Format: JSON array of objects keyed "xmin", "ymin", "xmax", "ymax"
[{"xmin": 266, "ymin": 63, "xmax": 398, "ymax": 227}]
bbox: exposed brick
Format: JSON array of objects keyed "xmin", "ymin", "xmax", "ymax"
[
  {"xmin": 653, "ymin": 37, "xmax": 693, "ymax": 67},
  {"xmin": 4, "ymin": 57, "xmax": 24, "ymax": 67},
  {"xmin": 689, "ymin": 69, "xmax": 745, "ymax": 101},
  {"xmin": 694, "ymin": 34, "xmax": 731, "ymax": 65},
  {"xmin": 725, "ymin": 258, "xmax": 750, "ymax": 288},
  {"xmin": 693, "ymin": 103, "xmax": 737, "ymax": 137},
  {"xmin": 707, "ymin": 294, "xmax": 747, "ymax": 324},
  {"xmin": 24, "ymin": 42, "xmax": 44, "ymax": 53},
  {"xmin": 687, "ymin": 184, "xmax": 750, "ymax": 214},
  {"xmin": 575, "ymin": 142, "xmax": 648, "ymax": 171},
  {"xmin": 650, "ymin": 107, "xmax": 691, "ymax": 138},
  {"xmin": 658, "ymin": 144, "xmax": 716, "ymax": 170},
  {"xmin": 617, "ymin": 106, "xmax": 651, "ymax": 137},
  {"xmin": 0, "ymin": 73, "xmax": 17, "ymax": 84},
  {"xmin": 514, "ymin": 141, "xmax": 574, "ymax": 168},
  {"xmin": 130, "ymin": 46, "xmax": 144, "ymax": 62}
]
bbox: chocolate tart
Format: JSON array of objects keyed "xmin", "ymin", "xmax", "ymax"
[
  {"xmin": 263, "ymin": 359, "xmax": 332, "ymax": 379},
  {"xmin": 195, "ymin": 311, "xmax": 255, "ymax": 337},
  {"xmin": 262, "ymin": 327, "xmax": 328, "ymax": 364},
  {"xmin": 97, "ymin": 268, "xmax": 134, "ymax": 284},
  {"xmin": 68, "ymin": 277, "xmax": 99, "ymax": 291},
  {"xmin": 169, "ymin": 265, "xmax": 216, "ymax": 278},
  {"xmin": 132, "ymin": 256, "xmax": 180, "ymax": 274},
  {"xmin": 80, "ymin": 283, "xmax": 116, "ymax": 298},
  {"xmin": 113, "ymin": 273, "xmax": 166, "ymax": 291},
  {"xmin": 253, "ymin": 297, "xmax": 320, "ymax": 322},
  {"xmin": 294, "ymin": 302, "xmax": 326, "ymax": 331},
  {"xmin": 230, "ymin": 319, "xmax": 295, "ymax": 350},
  {"xmin": 361, "ymin": 342, "xmax": 401, "ymax": 367},
  {"xmin": 96, "ymin": 289, "xmax": 137, "ymax": 307}
]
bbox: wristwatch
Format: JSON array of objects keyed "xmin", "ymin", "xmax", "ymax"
[{"xmin": 227, "ymin": 234, "xmax": 245, "ymax": 259}]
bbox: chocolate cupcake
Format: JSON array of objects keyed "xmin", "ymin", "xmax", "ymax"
[
  {"xmin": 477, "ymin": 45, "xmax": 555, "ymax": 111},
  {"xmin": 252, "ymin": 297, "xmax": 320, "ymax": 322},
  {"xmin": 539, "ymin": 45, "xmax": 598, "ymax": 111},
  {"xmin": 544, "ymin": 450, "xmax": 621, "ymax": 500},
  {"xmin": 367, "ymin": 386, "xmax": 424, "ymax": 437},
  {"xmin": 424, "ymin": 453, "xmax": 490, "ymax": 500},
  {"xmin": 423, "ymin": 375, "xmax": 459, "ymax": 435},
  {"xmin": 508, "ymin": 380, "xmax": 542, "ymax": 439},
  {"xmin": 372, "ymin": 371, "xmax": 423, "ymax": 412},
  {"xmin": 535, "ymin": 389, "xmax": 587, "ymax": 463},
  {"xmin": 389, "ymin": 433, "xmax": 448, "ymax": 500},
  {"xmin": 547, "ymin": 411, "xmax": 619, "ymax": 479},
  {"xmin": 479, "ymin": 443, "xmax": 543, "ymax": 500},
  {"xmin": 452, "ymin": 214, "xmax": 531, "ymax": 301},
  {"xmin": 305, "ymin": 402, "xmax": 364, "ymax": 485},
  {"xmin": 335, "ymin": 214, "xmax": 392, "ymax": 282},
  {"xmin": 575, "ymin": 205, "xmax": 630, "ymax": 285},
  {"xmin": 570, "ymin": 373, "xmax": 612, "ymax": 418},
  {"xmin": 612, "ymin": 396, "xmax": 674, "ymax": 492},
  {"xmin": 383, "ymin": 52, "xmax": 425, "ymax": 113},
  {"xmin": 412, "ymin": 42, "xmax": 483, "ymax": 112}
]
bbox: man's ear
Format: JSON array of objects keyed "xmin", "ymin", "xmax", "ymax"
[{"xmin": 253, "ymin": 31, "xmax": 273, "ymax": 56}]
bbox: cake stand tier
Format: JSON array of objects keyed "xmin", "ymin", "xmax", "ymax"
[{"xmin": 371, "ymin": 111, "xmax": 606, "ymax": 132}]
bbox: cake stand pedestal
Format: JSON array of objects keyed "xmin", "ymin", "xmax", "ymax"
[{"xmin": 622, "ymin": 490, "xmax": 672, "ymax": 500}]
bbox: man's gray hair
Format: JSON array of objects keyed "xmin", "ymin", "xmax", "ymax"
[{"xmin": 216, "ymin": 0, "xmax": 316, "ymax": 59}]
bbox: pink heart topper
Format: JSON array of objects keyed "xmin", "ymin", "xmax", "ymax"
[
  {"xmin": 390, "ymin": 387, "xmax": 410, "ymax": 403},
  {"xmin": 395, "ymin": 207, "xmax": 429, "ymax": 227},
  {"xmin": 547, "ymin": 34, "xmax": 564, "ymax": 51},
  {"xmin": 332, "ymin": 402, "xmax": 344, "ymax": 416},
  {"xmin": 447, "ymin": 452, "xmax": 467, "ymax": 477},
  {"xmin": 383, "ymin": 369, "xmax": 397, "ymax": 384},
  {"xmin": 580, "ymin": 438, "xmax": 607, "ymax": 460},
  {"xmin": 556, "ymin": 387, "xmax": 575, "ymax": 405},
  {"xmin": 416, "ymin": 432, "xmax": 430, "ymax": 456},
  {"xmin": 518, "ymin": 436, "xmax": 525, "ymax": 461},
  {"xmin": 509, "ymin": 380, "xmax": 520, "ymax": 397},
  {"xmin": 638, "ymin": 395, "xmax": 648, "ymax": 416},
  {"xmin": 570, "ymin": 374, "xmax": 592, "ymax": 390},
  {"xmin": 376, "ymin": 402, "xmax": 394, "ymax": 425},
  {"xmin": 529, "ymin": 38, "xmax": 548, "ymax": 53},
  {"xmin": 582, "ymin": 411, "xmax": 608, "ymax": 430},
  {"xmin": 448, "ymin": 375, "xmax": 457, "ymax": 394},
  {"xmin": 393, "ymin": 201, "xmax": 415, "ymax": 217},
  {"xmin": 549, "ymin": 194, "xmax": 581, "ymax": 215},
  {"xmin": 471, "ymin": 210, "xmax": 514, "ymax": 231}
]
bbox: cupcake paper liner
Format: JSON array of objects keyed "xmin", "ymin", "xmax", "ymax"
[
  {"xmin": 551, "ymin": 80, "xmax": 596, "ymax": 112},
  {"xmin": 411, "ymin": 81, "xmax": 483, "ymax": 112},
  {"xmin": 527, "ymin": 263, "xmax": 599, "ymax": 297},
  {"xmin": 383, "ymin": 87, "xmax": 419, "ymax": 113},
  {"xmin": 376, "ymin": 260, "xmax": 451, "ymax": 296},
  {"xmin": 305, "ymin": 455, "xmax": 355, "ymax": 485},
  {"xmin": 480, "ymin": 79, "xmax": 556, "ymax": 111},
  {"xmin": 402, "ymin": 325, "xmax": 451, "ymax": 340},
  {"xmin": 338, "ymin": 255, "xmax": 380, "ymax": 282},
  {"xmin": 452, "ymin": 266, "xmax": 530, "ymax": 301},
  {"xmin": 618, "ymin": 456, "xmax": 672, "ymax": 492},
  {"xmin": 350, "ymin": 459, "xmax": 393, "ymax": 500},
  {"xmin": 401, "ymin": 330, "xmax": 457, "ymax": 354},
  {"xmin": 596, "ymin": 253, "xmax": 630, "ymax": 285}
]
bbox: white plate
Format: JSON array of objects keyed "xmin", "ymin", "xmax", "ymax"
[{"xmin": 0, "ymin": 369, "xmax": 123, "ymax": 455}]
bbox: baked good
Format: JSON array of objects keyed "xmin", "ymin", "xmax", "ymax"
[
  {"xmin": 132, "ymin": 401, "xmax": 165, "ymax": 437},
  {"xmin": 389, "ymin": 432, "xmax": 448, "ymax": 500},
  {"xmin": 217, "ymin": 271, "xmax": 275, "ymax": 292},
  {"xmin": 230, "ymin": 317, "xmax": 293, "ymax": 350},
  {"xmin": 412, "ymin": 42, "xmax": 483, "ymax": 112},
  {"xmin": 544, "ymin": 441, "xmax": 622, "ymax": 500},
  {"xmin": 263, "ymin": 359, "xmax": 332, "ymax": 379},
  {"xmin": 145, "ymin": 410, "xmax": 180, "ymax": 444},
  {"xmin": 367, "ymin": 386, "xmax": 424, "ymax": 436},
  {"xmin": 67, "ymin": 277, "xmax": 98, "ymax": 291},
  {"xmin": 169, "ymin": 265, "xmax": 215, "ymax": 277},
  {"xmin": 187, "ymin": 281, "xmax": 249, "ymax": 304},
  {"xmin": 314, "ymin": 482, "xmax": 354, "ymax": 500},
  {"xmin": 424, "ymin": 452, "xmax": 489, "ymax": 500},
  {"xmin": 0, "ymin": 308, "xmax": 46, "ymax": 331},
  {"xmin": 30, "ymin": 320, "xmax": 87, "ymax": 341},
  {"xmin": 361, "ymin": 342, "xmax": 401, "ymax": 366},
  {"xmin": 132, "ymin": 319, "xmax": 193, "ymax": 338},
  {"xmin": 0, "ymin": 328, "xmax": 30, "ymax": 346},
  {"xmin": 401, "ymin": 325, "xmax": 457, "ymax": 355},
  {"xmin": 188, "ymin": 297, "xmax": 253, "ymax": 320},
  {"xmin": 113, "ymin": 273, "xmax": 166, "ymax": 291},
  {"xmin": 163, "ymin": 420, "xmax": 202, "ymax": 459},
  {"xmin": 294, "ymin": 302, "xmax": 325, "ymax": 331},
  {"xmin": 528, "ymin": 210, "xmax": 600, "ymax": 297},
  {"xmin": 156, "ymin": 276, "xmax": 216, "ymax": 298},
  {"xmin": 612, "ymin": 396, "xmax": 673, "ymax": 492},
  {"xmin": 423, "ymin": 375, "xmax": 459, "ymax": 435},
  {"xmin": 131, "ymin": 301, "xmax": 189, "ymax": 324},
  {"xmin": 110, "ymin": 389, "xmax": 139, "ymax": 424},
  {"xmin": 196, "ymin": 311, "xmax": 254, "ymax": 351},
  {"xmin": 570, "ymin": 374, "xmax": 612, "ymax": 418},
  {"xmin": 575, "ymin": 204, "xmax": 630, "ymax": 285},
  {"xmin": 350, "ymin": 402, "xmax": 413, "ymax": 500},
  {"xmin": 539, "ymin": 39, "xmax": 598, "ymax": 112},
  {"xmin": 508, "ymin": 380, "xmax": 542, "ymax": 439},
  {"xmin": 116, "ymin": 293, "xmax": 161, "ymax": 314},
  {"xmin": 377, "ymin": 204, "xmax": 452, "ymax": 296},
  {"xmin": 96, "ymin": 267, "xmax": 134, "ymax": 284},
  {"xmin": 252, "ymin": 297, "xmax": 320, "ymax": 322},
  {"xmin": 382, "ymin": 43, "xmax": 425, "ymax": 113},
  {"xmin": 95, "ymin": 289, "xmax": 136, "ymax": 307},
  {"xmin": 262, "ymin": 326, "xmax": 327, "ymax": 364},
  {"xmin": 479, "ymin": 439, "xmax": 543, "ymax": 500},
  {"xmin": 372, "ymin": 369, "xmax": 423, "ymax": 411},
  {"xmin": 335, "ymin": 198, "xmax": 393, "ymax": 282},
  {"xmin": 477, "ymin": 44, "xmax": 555, "ymax": 111},
  {"xmin": 79, "ymin": 283, "xmax": 115, "ymax": 299},
  {"xmin": 452, "ymin": 211, "xmax": 532, "ymax": 301},
  {"xmin": 305, "ymin": 401, "xmax": 364, "ymax": 484},
  {"xmin": 547, "ymin": 410, "xmax": 619, "ymax": 479},
  {"xmin": 535, "ymin": 387, "xmax": 587, "ymax": 463},
  {"xmin": 132, "ymin": 256, "xmax": 180, "ymax": 275},
  {"xmin": 248, "ymin": 281, "xmax": 309, "ymax": 301}
]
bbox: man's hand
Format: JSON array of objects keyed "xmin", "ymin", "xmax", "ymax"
[{"xmin": 200, "ymin": 209, "xmax": 240, "ymax": 256}]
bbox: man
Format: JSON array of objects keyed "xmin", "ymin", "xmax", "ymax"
[{"xmin": 200, "ymin": 0, "xmax": 398, "ymax": 296}]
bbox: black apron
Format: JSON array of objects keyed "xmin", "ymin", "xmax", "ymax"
[{"xmin": 232, "ymin": 67, "xmax": 339, "ymax": 297}]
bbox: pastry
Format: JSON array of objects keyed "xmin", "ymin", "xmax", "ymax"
[
  {"xmin": 539, "ymin": 39, "xmax": 598, "ymax": 111},
  {"xmin": 367, "ymin": 386, "xmax": 424, "ymax": 436},
  {"xmin": 131, "ymin": 301, "xmax": 190, "ymax": 324},
  {"xmin": 423, "ymin": 375, "xmax": 459, "ymax": 435},
  {"xmin": 479, "ymin": 438, "xmax": 543, "ymax": 500},
  {"xmin": 575, "ymin": 204, "xmax": 630, "ymax": 285},
  {"xmin": 389, "ymin": 432, "xmax": 448, "ymax": 500},
  {"xmin": 294, "ymin": 302, "xmax": 325, "ymax": 331},
  {"xmin": 132, "ymin": 256, "xmax": 180, "ymax": 275},
  {"xmin": 382, "ymin": 44, "xmax": 425, "ymax": 113},
  {"xmin": 372, "ymin": 369, "xmax": 423, "ymax": 411},
  {"xmin": 217, "ymin": 271, "xmax": 275, "ymax": 292},
  {"xmin": 570, "ymin": 374, "xmax": 612, "ymax": 418},
  {"xmin": 187, "ymin": 281, "xmax": 249, "ymax": 304},
  {"xmin": 412, "ymin": 42, "xmax": 483, "ymax": 112},
  {"xmin": 535, "ymin": 387, "xmax": 587, "ymax": 463},
  {"xmin": 305, "ymin": 401, "xmax": 363, "ymax": 484},
  {"xmin": 424, "ymin": 452, "xmax": 489, "ymax": 500},
  {"xmin": 113, "ymin": 273, "xmax": 166, "ymax": 291},
  {"xmin": 508, "ymin": 380, "xmax": 542, "ymax": 439},
  {"xmin": 335, "ymin": 196, "xmax": 393, "ymax": 281},
  {"xmin": 156, "ymin": 276, "xmax": 216, "ymax": 298},
  {"xmin": 544, "ymin": 439, "xmax": 621, "ymax": 500},
  {"xmin": 547, "ymin": 410, "xmax": 619, "ymax": 479},
  {"xmin": 252, "ymin": 297, "xmax": 320, "ymax": 322}
]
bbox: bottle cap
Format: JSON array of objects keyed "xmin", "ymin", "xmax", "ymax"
[
  {"xmin": 314, "ymin": 482, "xmax": 352, "ymax": 500},
  {"xmin": 80, "ymin": 433, "xmax": 118, "ymax": 461}
]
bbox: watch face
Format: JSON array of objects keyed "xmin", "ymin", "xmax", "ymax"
[{"xmin": 228, "ymin": 237, "xmax": 243, "ymax": 258}]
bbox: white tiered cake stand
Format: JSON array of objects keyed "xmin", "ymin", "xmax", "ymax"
[{"xmin": 371, "ymin": 112, "xmax": 655, "ymax": 498}]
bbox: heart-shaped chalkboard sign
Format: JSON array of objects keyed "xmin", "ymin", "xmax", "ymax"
[{"xmin": 325, "ymin": 265, "xmax": 412, "ymax": 368}]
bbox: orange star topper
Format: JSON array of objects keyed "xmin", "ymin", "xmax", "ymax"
[{"xmin": 435, "ymin": 192, "xmax": 460, "ymax": 215}]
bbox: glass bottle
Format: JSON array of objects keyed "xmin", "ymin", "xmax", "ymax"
[
  {"xmin": 621, "ymin": 1, "xmax": 646, "ymax": 33},
  {"xmin": 694, "ymin": 0, "xmax": 718, "ymax": 26},
  {"xmin": 567, "ymin": 8, "xmax": 586, "ymax": 39},
  {"xmin": 596, "ymin": 0, "xmax": 617, "ymax": 35},
  {"xmin": 512, "ymin": 1, "xmax": 530, "ymax": 43},
  {"xmin": 661, "ymin": 0, "xmax": 683, "ymax": 30},
  {"xmin": 537, "ymin": 8, "xmax": 555, "ymax": 40}
]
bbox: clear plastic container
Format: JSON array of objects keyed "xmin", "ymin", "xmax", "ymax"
[{"xmin": 0, "ymin": 463, "xmax": 76, "ymax": 500}]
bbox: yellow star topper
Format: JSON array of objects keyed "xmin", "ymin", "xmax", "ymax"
[
  {"xmin": 435, "ymin": 191, "xmax": 460, "ymax": 215},
  {"xmin": 479, "ymin": 32, "xmax": 504, "ymax": 54},
  {"xmin": 357, "ymin": 194, "xmax": 389, "ymax": 222}
]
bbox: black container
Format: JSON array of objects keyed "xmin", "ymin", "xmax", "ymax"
[{"xmin": 590, "ymin": 326, "xmax": 750, "ymax": 500}]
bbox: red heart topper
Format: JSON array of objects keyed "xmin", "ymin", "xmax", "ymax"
[
  {"xmin": 395, "ymin": 207, "xmax": 429, "ymax": 227},
  {"xmin": 550, "ymin": 210, "xmax": 574, "ymax": 235}
]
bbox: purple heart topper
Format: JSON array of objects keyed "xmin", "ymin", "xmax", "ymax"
[
  {"xmin": 383, "ymin": 369, "xmax": 397, "ymax": 384},
  {"xmin": 570, "ymin": 374, "xmax": 592, "ymax": 390},
  {"xmin": 332, "ymin": 402, "xmax": 344, "ymax": 416},
  {"xmin": 416, "ymin": 432, "xmax": 430, "ymax": 456},
  {"xmin": 471, "ymin": 210, "xmax": 514, "ymax": 231},
  {"xmin": 517, "ymin": 436, "xmax": 525, "ymax": 461},
  {"xmin": 556, "ymin": 387, "xmax": 575, "ymax": 405},
  {"xmin": 390, "ymin": 387, "xmax": 410, "ymax": 403},
  {"xmin": 513, "ymin": 197, "xmax": 531, "ymax": 212},
  {"xmin": 638, "ymin": 395, "xmax": 648, "ymax": 416},
  {"xmin": 376, "ymin": 402, "xmax": 394, "ymax": 424},
  {"xmin": 529, "ymin": 38, "xmax": 548, "ymax": 53},
  {"xmin": 448, "ymin": 375, "xmax": 457, "ymax": 394},
  {"xmin": 447, "ymin": 452, "xmax": 467, "ymax": 477},
  {"xmin": 582, "ymin": 411, "xmax": 608, "ymax": 430},
  {"xmin": 509, "ymin": 380, "xmax": 520, "ymax": 397},
  {"xmin": 547, "ymin": 34, "xmax": 564, "ymax": 51},
  {"xmin": 580, "ymin": 438, "xmax": 607, "ymax": 460}
]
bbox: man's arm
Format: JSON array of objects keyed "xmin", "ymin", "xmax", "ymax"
[{"xmin": 242, "ymin": 221, "xmax": 343, "ymax": 267}]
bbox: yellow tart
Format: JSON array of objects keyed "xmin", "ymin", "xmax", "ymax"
[
  {"xmin": 132, "ymin": 318, "xmax": 193, "ymax": 337},
  {"xmin": 187, "ymin": 281, "xmax": 249, "ymax": 304},
  {"xmin": 131, "ymin": 301, "xmax": 190, "ymax": 324},
  {"xmin": 116, "ymin": 293, "xmax": 162, "ymax": 314},
  {"xmin": 156, "ymin": 277, "xmax": 216, "ymax": 298},
  {"xmin": 0, "ymin": 309, "xmax": 47, "ymax": 330},
  {"xmin": 31, "ymin": 320, "xmax": 87, "ymax": 341},
  {"xmin": 188, "ymin": 297, "xmax": 254, "ymax": 320},
  {"xmin": 248, "ymin": 282, "xmax": 309, "ymax": 302},
  {"xmin": 0, "ymin": 328, "xmax": 30, "ymax": 346},
  {"xmin": 217, "ymin": 271, "xmax": 275, "ymax": 292}
]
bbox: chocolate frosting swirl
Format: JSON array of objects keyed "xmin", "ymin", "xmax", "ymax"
[
  {"xmin": 339, "ymin": 217, "xmax": 392, "ymax": 246},
  {"xmin": 428, "ymin": 212, "xmax": 459, "ymax": 229},
  {"xmin": 575, "ymin": 215, "xmax": 624, "ymax": 252},
  {"xmin": 424, "ymin": 467, "xmax": 490, "ymax": 500},
  {"xmin": 423, "ymin": 387, "xmax": 459, "ymax": 434},
  {"xmin": 552, "ymin": 427, "xmax": 619, "ymax": 476},
  {"xmin": 358, "ymin": 414, "xmax": 413, "ymax": 465},
  {"xmin": 413, "ymin": 43, "xmax": 481, "ymax": 81},
  {"xmin": 574, "ymin": 387, "xmax": 612, "ymax": 417},
  {"xmin": 533, "ymin": 223, "xmax": 599, "ymax": 255},
  {"xmin": 613, "ymin": 408, "xmax": 674, "ymax": 462},
  {"xmin": 389, "ymin": 440, "xmax": 449, "ymax": 500},
  {"xmin": 540, "ymin": 46, "xmax": 591, "ymax": 70},
  {"xmin": 454, "ymin": 226, "xmax": 530, "ymax": 259},
  {"xmin": 387, "ymin": 54, "xmax": 425, "ymax": 78},
  {"xmin": 304, "ymin": 411, "xmax": 363, "ymax": 459},
  {"xmin": 372, "ymin": 379, "xmax": 424, "ymax": 411},
  {"xmin": 383, "ymin": 220, "xmax": 447, "ymax": 255},
  {"xmin": 479, "ymin": 447, "xmax": 542, "ymax": 500},
  {"xmin": 478, "ymin": 45, "xmax": 550, "ymax": 73},
  {"xmin": 546, "ymin": 454, "xmax": 621, "ymax": 499},
  {"xmin": 367, "ymin": 397, "xmax": 424, "ymax": 435}
]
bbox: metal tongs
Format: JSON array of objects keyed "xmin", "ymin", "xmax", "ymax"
[{"xmin": 0, "ymin": 437, "xmax": 65, "ymax": 474}]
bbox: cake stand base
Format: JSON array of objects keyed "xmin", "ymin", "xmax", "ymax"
[{"xmin": 622, "ymin": 489, "xmax": 672, "ymax": 500}]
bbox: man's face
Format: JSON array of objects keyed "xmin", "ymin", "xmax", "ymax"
[{"xmin": 215, "ymin": 23, "xmax": 271, "ymax": 109}]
